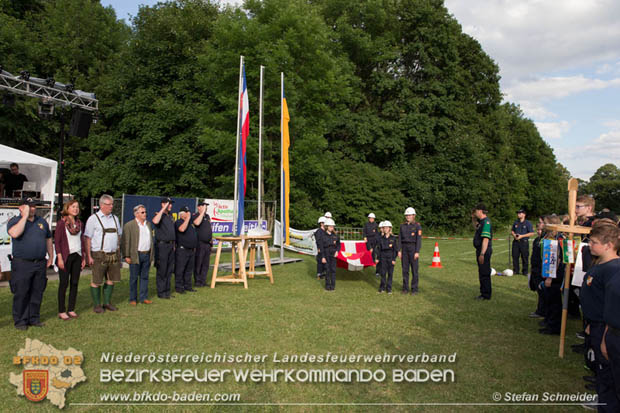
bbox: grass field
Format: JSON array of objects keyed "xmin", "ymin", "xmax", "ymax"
[{"xmin": 1, "ymin": 239, "xmax": 593, "ymax": 412}]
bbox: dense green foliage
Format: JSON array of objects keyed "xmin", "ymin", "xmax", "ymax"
[
  {"xmin": 581, "ymin": 163, "xmax": 620, "ymax": 213},
  {"xmin": 1, "ymin": 0, "xmax": 570, "ymax": 231}
]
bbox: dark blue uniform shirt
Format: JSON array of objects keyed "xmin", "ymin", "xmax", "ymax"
[
  {"xmin": 512, "ymin": 219, "xmax": 533, "ymax": 240},
  {"xmin": 582, "ymin": 258, "xmax": 620, "ymax": 323},
  {"xmin": 363, "ymin": 222, "xmax": 379, "ymax": 242},
  {"xmin": 399, "ymin": 222, "xmax": 422, "ymax": 252},
  {"xmin": 7, "ymin": 215, "xmax": 51, "ymax": 259},
  {"xmin": 604, "ymin": 268, "xmax": 620, "ymax": 329},
  {"xmin": 175, "ymin": 219, "xmax": 197, "ymax": 249},
  {"xmin": 374, "ymin": 234, "xmax": 399, "ymax": 261},
  {"xmin": 192, "ymin": 213, "xmax": 213, "ymax": 243},
  {"xmin": 154, "ymin": 212, "xmax": 175, "ymax": 242},
  {"xmin": 319, "ymin": 231, "xmax": 340, "ymax": 261}
]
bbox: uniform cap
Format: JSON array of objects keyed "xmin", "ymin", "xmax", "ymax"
[
  {"xmin": 179, "ymin": 206, "xmax": 190, "ymax": 213},
  {"xmin": 161, "ymin": 197, "xmax": 174, "ymax": 204},
  {"xmin": 404, "ymin": 207, "xmax": 416, "ymax": 215},
  {"xmin": 20, "ymin": 197, "xmax": 36, "ymax": 206},
  {"xmin": 318, "ymin": 216, "xmax": 326, "ymax": 224},
  {"xmin": 199, "ymin": 199, "xmax": 209, "ymax": 206},
  {"xmin": 517, "ymin": 208, "xmax": 526, "ymax": 214},
  {"xmin": 324, "ymin": 218, "xmax": 335, "ymax": 226},
  {"xmin": 368, "ymin": 213, "xmax": 376, "ymax": 218},
  {"xmin": 324, "ymin": 212, "xmax": 332, "ymax": 218}
]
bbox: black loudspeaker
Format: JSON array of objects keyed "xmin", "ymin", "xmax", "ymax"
[{"xmin": 69, "ymin": 110, "xmax": 92, "ymax": 138}]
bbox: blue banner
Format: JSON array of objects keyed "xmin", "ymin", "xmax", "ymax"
[{"xmin": 542, "ymin": 239, "xmax": 558, "ymax": 279}]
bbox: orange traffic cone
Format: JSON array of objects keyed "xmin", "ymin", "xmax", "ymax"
[{"xmin": 430, "ymin": 242, "xmax": 443, "ymax": 268}]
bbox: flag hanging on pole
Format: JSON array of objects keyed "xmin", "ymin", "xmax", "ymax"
[
  {"xmin": 236, "ymin": 63, "xmax": 249, "ymax": 235},
  {"xmin": 281, "ymin": 79, "xmax": 290, "ymax": 245}
]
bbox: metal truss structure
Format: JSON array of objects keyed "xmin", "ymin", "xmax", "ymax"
[{"xmin": 0, "ymin": 69, "xmax": 98, "ymax": 112}]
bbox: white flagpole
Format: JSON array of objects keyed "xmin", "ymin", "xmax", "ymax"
[
  {"xmin": 280, "ymin": 72, "xmax": 284, "ymax": 264},
  {"xmin": 257, "ymin": 65, "xmax": 264, "ymax": 265},
  {"xmin": 258, "ymin": 65, "xmax": 264, "ymax": 226},
  {"xmin": 233, "ymin": 55, "xmax": 243, "ymax": 236}
]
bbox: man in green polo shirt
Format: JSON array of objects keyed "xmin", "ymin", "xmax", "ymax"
[{"xmin": 473, "ymin": 203, "xmax": 492, "ymax": 300}]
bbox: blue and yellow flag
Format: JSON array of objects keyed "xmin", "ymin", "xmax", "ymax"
[{"xmin": 281, "ymin": 86, "xmax": 290, "ymax": 245}]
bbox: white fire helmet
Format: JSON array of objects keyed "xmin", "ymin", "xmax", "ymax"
[
  {"xmin": 368, "ymin": 213, "xmax": 376, "ymax": 218},
  {"xmin": 379, "ymin": 220, "xmax": 392, "ymax": 228},
  {"xmin": 324, "ymin": 212, "xmax": 332, "ymax": 218},
  {"xmin": 324, "ymin": 218, "xmax": 335, "ymax": 227},
  {"xmin": 404, "ymin": 207, "xmax": 416, "ymax": 215},
  {"xmin": 318, "ymin": 216, "xmax": 326, "ymax": 224},
  {"xmin": 503, "ymin": 269, "xmax": 514, "ymax": 277},
  {"xmin": 491, "ymin": 268, "xmax": 497, "ymax": 276}
]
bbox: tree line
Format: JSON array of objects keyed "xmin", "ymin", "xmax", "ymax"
[{"xmin": 1, "ymin": 0, "xmax": 580, "ymax": 231}]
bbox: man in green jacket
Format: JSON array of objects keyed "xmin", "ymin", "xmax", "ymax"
[{"xmin": 122, "ymin": 204, "xmax": 154, "ymax": 305}]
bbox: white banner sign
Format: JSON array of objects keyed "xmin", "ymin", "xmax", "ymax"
[
  {"xmin": 274, "ymin": 220, "xmax": 318, "ymax": 255},
  {"xmin": 0, "ymin": 207, "xmax": 20, "ymax": 272}
]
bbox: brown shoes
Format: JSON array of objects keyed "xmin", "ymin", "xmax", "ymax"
[
  {"xmin": 141, "ymin": 300, "xmax": 153, "ymax": 304},
  {"xmin": 103, "ymin": 304, "xmax": 118, "ymax": 311},
  {"xmin": 130, "ymin": 301, "xmax": 137, "ymax": 306},
  {"xmin": 94, "ymin": 305, "xmax": 105, "ymax": 313}
]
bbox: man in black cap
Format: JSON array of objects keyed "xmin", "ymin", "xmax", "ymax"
[
  {"xmin": 511, "ymin": 209, "xmax": 534, "ymax": 276},
  {"xmin": 175, "ymin": 206, "xmax": 197, "ymax": 294},
  {"xmin": 193, "ymin": 199, "xmax": 213, "ymax": 287},
  {"xmin": 152, "ymin": 197, "xmax": 175, "ymax": 299},
  {"xmin": 473, "ymin": 203, "xmax": 492, "ymax": 300},
  {"xmin": 6, "ymin": 198, "xmax": 53, "ymax": 330}
]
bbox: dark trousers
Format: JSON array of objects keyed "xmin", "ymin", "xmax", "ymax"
[
  {"xmin": 590, "ymin": 323, "xmax": 620, "ymax": 412},
  {"xmin": 175, "ymin": 247, "xmax": 195, "ymax": 292},
  {"xmin": 366, "ymin": 239, "xmax": 378, "ymax": 274},
  {"xmin": 194, "ymin": 242, "xmax": 212, "ymax": 286},
  {"xmin": 544, "ymin": 283, "xmax": 562, "ymax": 332},
  {"xmin": 569, "ymin": 286, "xmax": 581, "ymax": 318},
  {"xmin": 536, "ymin": 284, "xmax": 546, "ymax": 317},
  {"xmin": 58, "ymin": 252, "xmax": 81, "ymax": 313},
  {"xmin": 324, "ymin": 254, "xmax": 337, "ymax": 290},
  {"xmin": 401, "ymin": 243, "xmax": 419, "ymax": 292},
  {"xmin": 156, "ymin": 242, "xmax": 175, "ymax": 298},
  {"xmin": 316, "ymin": 254, "xmax": 324, "ymax": 276},
  {"xmin": 476, "ymin": 249, "xmax": 492, "ymax": 299},
  {"xmin": 379, "ymin": 258, "xmax": 394, "ymax": 292},
  {"xmin": 129, "ymin": 252, "xmax": 151, "ymax": 302},
  {"xmin": 605, "ymin": 329, "xmax": 620, "ymax": 399},
  {"xmin": 512, "ymin": 239, "xmax": 529, "ymax": 274},
  {"xmin": 10, "ymin": 258, "xmax": 47, "ymax": 326}
]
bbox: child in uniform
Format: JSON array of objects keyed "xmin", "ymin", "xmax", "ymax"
[
  {"xmin": 320, "ymin": 218, "xmax": 340, "ymax": 292},
  {"xmin": 528, "ymin": 216, "xmax": 545, "ymax": 318},
  {"xmin": 315, "ymin": 216, "xmax": 326, "ymax": 279},
  {"xmin": 539, "ymin": 215, "xmax": 565, "ymax": 335},
  {"xmin": 363, "ymin": 213, "xmax": 379, "ymax": 277},
  {"xmin": 374, "ymin": 221, "xmax": 399, "ymax": 294}
]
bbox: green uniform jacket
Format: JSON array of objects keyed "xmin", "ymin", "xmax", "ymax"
[{"xmin": 121, "ymin": 219, "xmax": 154, "ymax": 264}]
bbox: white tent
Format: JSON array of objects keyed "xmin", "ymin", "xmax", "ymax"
[
  {"xmin": 0, "ymin": 144, "xmax": 58, "ymax": 213},
  {"xmin": 0, "ymin": 145, "xmax": 57, "ymax": 272}
]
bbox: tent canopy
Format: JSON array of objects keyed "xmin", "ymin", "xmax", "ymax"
[{"xmin": 0, "ymin": 144, "xmax": 57, "ymax": 215}]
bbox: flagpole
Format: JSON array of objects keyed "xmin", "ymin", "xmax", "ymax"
[
  {"xmin": 258, "ymin": 65, "xmax": 264, "ymax": 265},
  {"xmin": 258, "ymin": 65, "xmax": 264, "ymax": 226},
  {"xmin": 280, "ymin": 72, "xmax": 284, "ymax": 264},
  {"xmin": 233, "ymin": 55, "xmax": 243, "ymax": 236}
]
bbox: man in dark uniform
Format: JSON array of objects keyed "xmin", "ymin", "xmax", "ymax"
[
  {"xmin": 511, "ymin": 209, "xmax": 534, "ymax": 276},
  {"xmin": 7, "ymin": 198, "xmax": 53, "ymax": 330},
  {"xmin": 604, "ymin": 268, "xmax": 620, "ymax": 403},
  {"xmin": 398, "ymin": 207, "xmax": 422, "ymax": 295},
  {"xmin": 152, "ymin": 197, "xmax": 176, "ymax": 299},
  {"xmin": 175, "ymin": 206, "xmax": 197, "ymax": 294},
  {"xmin": 320, "ymin": 218, "xmax": 340, "ymax": 291},
  {"xmin": 315, "ymin": 216, "xmax": 326, "ymax": 279},
  {"xmin": 363, "ymin": 213, "xmax": 379, "ymax": 277},
  {"xmin": 193, "ymin": 199, "xmax": 213, "ymax": 287},
  {"xmin": 374, "ymin": 221, "xmax": 399, "ymax": 294},
  {"xmin": 473, "ymin": 203, "xmax": 492, "ymax": 300}
]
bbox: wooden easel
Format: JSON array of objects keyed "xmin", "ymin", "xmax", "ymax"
[
  {"xmin": 242, "ymin": 234, "xmax": 274, "ymax": 284},
  {"xmin": 545, "ymin": 178, "xmax": 591, "ymax": 358},
  {"xmin": 210, "ymin": 236, "xmax": 248, "ymax": 289}
]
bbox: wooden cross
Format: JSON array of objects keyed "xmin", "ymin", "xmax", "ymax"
[{"xmin": 545, "ymin": 178, "xmax": 591, "ymax": 358}]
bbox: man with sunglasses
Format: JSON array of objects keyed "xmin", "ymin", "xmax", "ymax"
[{"xmin": 122, "ymin": 204, "xmax": 154, "ymax": 305}]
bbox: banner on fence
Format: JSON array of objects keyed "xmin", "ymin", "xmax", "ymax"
[{"xmin": 274, "ymin": 220, "xmax": 317, "ymax": 255}]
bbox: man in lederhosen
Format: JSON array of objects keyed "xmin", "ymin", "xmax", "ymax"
[{"xmin": 84, "ymin": 194, "xmax": 122, "ymax": 313}]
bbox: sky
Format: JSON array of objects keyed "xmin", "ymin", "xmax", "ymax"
[{"xmin": 101, "ymin": 0, "xmax": 620, "ymax": 180}]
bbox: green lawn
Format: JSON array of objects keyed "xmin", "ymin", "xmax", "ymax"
[{"xmin": 1, "ymin": 240, "xmax": 592, "ymax": 412}]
